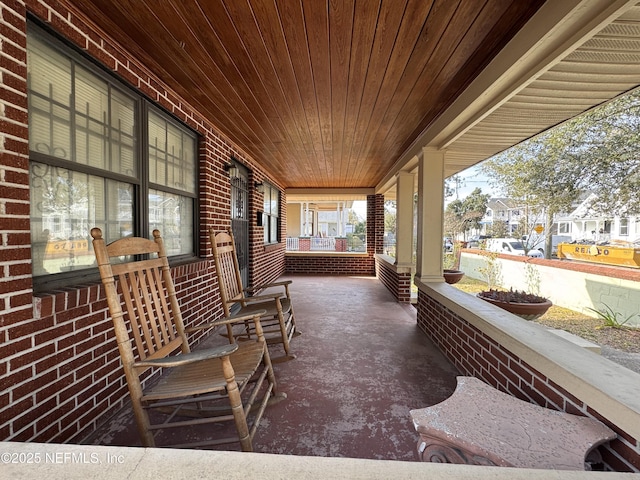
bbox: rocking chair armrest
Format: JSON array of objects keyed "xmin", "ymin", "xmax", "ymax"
[
  {"xmin": 245, "ymin": 280, "xmax": 292, "ymax": 294},
  {"xmin": 134, "ymin": 343, "xmax": 239, "ymax": 369},
  {"xmin": 185, "ymin": 310, "xmax": 268, "ymax": 332},
  {"xmin": 242, "ymin": 293, "xmax": 283, "ymax": 303}
]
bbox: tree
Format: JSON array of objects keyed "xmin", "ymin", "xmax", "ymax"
[
  {"xmin": 384, "ymin": 200, "xmax": 396, "ymax": 235},
  {"xmin": 444, "ymin": 175, "xmax": 465, "ymax": 201},
  {"xmin": 462, "ymin": 188, "xmax": 490, "ymax": 232},
  {"xmin": 444, "ymin": 188, "xmax": 489, "ymax": 240},
  {"xmin": 567, "ymin": 90, "xmax": 640, "ymax": 215},
  {"xmin": 347, "ymin": 208, "xmax": 366, "ymax": 234},
  {"xmin": 488, "ymin": 218, "xmax": 509, "ymax": 238},
  {"xmin": 482, "ymin": 88, "xmax": 640, "ymax": 255}
]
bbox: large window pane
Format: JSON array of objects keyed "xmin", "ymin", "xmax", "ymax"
[
  {"xmin": 28, "ymin": 32, "xmax": 138, "ymax": 177},
  {"xmin": 28, "ymin": 25, "xmax": 197, "ymax": 287},
  {"xmin": 262, "ymin": 183, "xmax": 279, "ymax": 244},
  {"xmin": 28, "ymin": 37, "xmax": 72, "ymax": 160},
  {"xmin": 30, "ymin": 162, "xmax": 133, "ymax": 276},
  {"xmin": 148, "ymin": 110, "xmax": 196, "ymax": 194},
  {"xmin": 147, "ymin": 110, "xmax": 196, "ymax": 256},
  {"xmin": 149, "ymin": 189, "xmax": 193, "ymax": 256}
]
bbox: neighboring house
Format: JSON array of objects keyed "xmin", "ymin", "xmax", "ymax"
[
  {"xmin": 555, "ymin": 193, "xmax": 640, "ymax": 243},
  {"xmin": 476, "ymin": 194, "xmax": 640, "ymax": 244},
  {"xmin": 478, "ymin": 198, "xmax": 548, "ymax": 237},
  {"xmin": 478, "ymin": 198, "xmax": 517, "ymax": 234},
  {"xmin": 286, "ymin": 200, "xmax": 354, "ymax": 238}
]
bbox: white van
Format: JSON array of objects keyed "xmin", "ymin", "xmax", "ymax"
[{"xmin": 486, "ymin": 238, "xmax": 543, "ymax": 257}]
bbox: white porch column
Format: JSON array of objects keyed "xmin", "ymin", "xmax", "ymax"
[
  {"xmin": 341, "ymin": 202, "xmax": 347, "ymax": 236},
  {"xmin": 416, "ymin": 147, "xmax": 445, "ymax": 283},
  {"xmin": 304, "ymin": 203, "xmax": 310, "ymax": 236},
  {"xmin": 395, "ymin": 171, "xmax": 414, "ymax": 268}
]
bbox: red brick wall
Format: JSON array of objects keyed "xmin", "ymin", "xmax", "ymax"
[
  {"xmin": 372, "ymin": 195, "xmax": 414, "ymax": 303},
  {"xmin": 367, "ymin": 194, "xmax": 385, "ymax": 256},
  {"xmin": 0, "ymin": 0, "xmax": 287, "ymax": 444},
  {"xmin": 285, "ymin": 255, "xmax": 374, "ymax": 275},
  {"xmin": 248, "ymin": 177, "xmax": 287, "ymax": 290},
  {"xmin": 417, "ymin": 291, "xmax": 640, "ymax": 472},
  {"xmin": 375, "ymin": 258, "xmax": 412, "ymax": 303}
]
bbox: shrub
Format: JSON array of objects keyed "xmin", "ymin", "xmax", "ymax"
[{"xmin": 587, "ymin": 304, "xmax": 638, "ymax": 329}]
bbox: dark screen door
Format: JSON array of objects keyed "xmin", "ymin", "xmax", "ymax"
[{"xmin": 230, "ymin": 163, "xmax": 249, "ymax": 288}]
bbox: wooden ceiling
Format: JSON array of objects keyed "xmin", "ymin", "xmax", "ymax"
[{"xmin": 64, "ymin": 0, "xmax": 545, "ymax": 189}]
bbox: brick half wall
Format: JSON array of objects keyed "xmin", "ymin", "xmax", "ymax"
[
  {"xmin": 285, "ymin": 254, "xmax": 374, "ymax": 276},
  {"xmin": 416, "ymin": 284, "xmax": 640, "ymax": 472},
  {"xmin": 6, "ymin": 260, "xmax": 222, "ymax": 444},
  {"xmin": 375, "ymin": 255, "xmax": 413, "ymax": 303}
]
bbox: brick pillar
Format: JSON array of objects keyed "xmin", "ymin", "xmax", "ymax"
[
  {"xmin": 367, "ymin": 194, "xmax": 385, "ymax": 256},
  {"xmin": 1, "ymin": 2, "xmax": 32, "ymax": 321},
  {"xmin": 299, "ymin": 238, "xmax": 311, "ymax": 251}
]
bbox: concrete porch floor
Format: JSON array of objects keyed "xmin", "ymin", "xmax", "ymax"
[{"xmin": 83, "ymin": 275, "xmax": 460, "ymax": 460}]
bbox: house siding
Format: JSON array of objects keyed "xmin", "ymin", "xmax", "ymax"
[{"xmin": 0, "ymin": 0, "xmax": 287, "ymax": 444}]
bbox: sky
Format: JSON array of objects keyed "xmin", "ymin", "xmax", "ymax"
[
  {"xmin": 446, "ymin": 163, "xmax": 499, "ymax": 203},
  {"xmin": 348, "ymin": 163, "xmax": 500, "ymax": 219}
]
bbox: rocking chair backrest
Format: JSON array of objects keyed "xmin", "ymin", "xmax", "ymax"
[
  {"xmin": 91, "ymin": 228, "xmax": 189, "ymax": 365},
  {"xmin": 211, "ymin": 228, "xmax": 245, "ymax": 316}
]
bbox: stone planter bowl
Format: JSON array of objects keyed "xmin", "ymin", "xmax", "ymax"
[
  {"xmin": 477, "ymin": 294, "xmax": 552, "ymax": 321},
  {"xmin": 443, "ymin": 269, "xmax": 465, "ymax": 285}
]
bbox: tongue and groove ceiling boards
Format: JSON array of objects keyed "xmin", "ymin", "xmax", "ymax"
[{"xmin": 63, "ymin": 0, "xmax": 640, "ymax": 192}]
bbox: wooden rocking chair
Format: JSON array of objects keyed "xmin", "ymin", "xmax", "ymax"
[
  {"xmin": 91, "ymin": 228, "xmax": 282, "ymax": 451},
  {"xmin": 210, "ymin": 228, "xmax": 298, "ymax": 362}
]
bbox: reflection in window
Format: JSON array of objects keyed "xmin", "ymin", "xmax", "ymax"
[
  {"xmin": 263, "ymin": 183, "xmax": 280, "ymax": 244},
  {"xmin": 149, "ymin": 189, "xmax": 193, "ymax": 256},
  {"xmin": 30, "ymin": 163, "xmax": 133, "ymax": 276}
]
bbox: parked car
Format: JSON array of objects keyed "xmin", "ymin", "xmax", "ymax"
[
  {"xmin": 468, "ymin": 235, "xmax": 492, "ymax": 248},
  {"xmin": 486, "ymin": 238, "xmax": 543, "ymax": 257}
]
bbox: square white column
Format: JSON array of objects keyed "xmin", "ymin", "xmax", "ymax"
[
  {"xmin": 416, "ymin": 147, "xmax": 445, "ymax": 283},
  {"xmin": 395, "ymin": 171, "xmax": 415, "ymax": 267}
]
